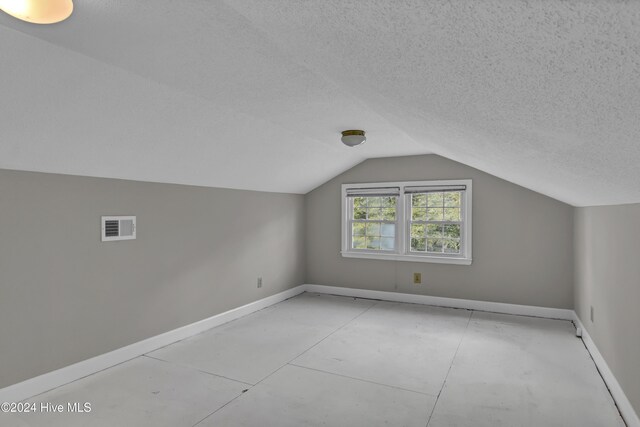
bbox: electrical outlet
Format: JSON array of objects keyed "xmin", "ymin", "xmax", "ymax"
[
  {"xmin": 590, "ymin": 306, "xmax": 594, "ymax": 322},
  {"xmin": 257, "ymin": 277, "xmax": 262, "ymax": 288},
  {"xmin": 413, "ymin": 272, "xmax": 422, "ymax": 284}
]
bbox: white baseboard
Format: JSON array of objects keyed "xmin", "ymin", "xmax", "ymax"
[
  {"xmin": 304, "ymin": 284, "xmax": 574, "ymax": 320},
  {"xmin": 573, "ymin": 314, "xmax": 640, "ymax": 427},
  {"xmin": 2, "ymin": 283, "xmax": 637, "ymax": 427},
  {"xmin": 306, "ymin": 284, "xmax": 638, "ymax": 426},
  {"xmin": 0, "ymin": 285, "xmax": 306, "ymax": 404}
]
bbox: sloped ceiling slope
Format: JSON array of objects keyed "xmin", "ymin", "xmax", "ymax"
[{"xmin": 1, "ymin": 1, "xmax": 639, "ymax": 205}]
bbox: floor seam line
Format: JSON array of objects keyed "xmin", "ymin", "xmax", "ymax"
[
  {"xmin": 191, "ymin": 390, "xmax": 248, "ymax": 427},
  {"xmin": 240, "ymin": 298, "xmax": 380, "ymax": 391},
  {"xmin": 19, "ymin": 356, "xmax": 146, "ymax": 401},
  {"xmin": 575, "ymin": 333, "xmax": 629, "ymax": 426},
  {"xmin": 425, "ymin": 309, "xmax": 474, "ymax": 427},
  {"xmin": 287, "ymin": 299, "xmax": 379, "ymax": 363},
  {"xmin": 192, "ymin": 358, "xmax": 298, "ymax": 427},
  {"xmin": 288, "ymin": 363, "xmax": 436, "ymax": 397},
  {"xmin": 183, "ymin": 296, "xmax": 382, "ymax": 427},
  {"xmin": 142, "ymin": 355, "xmax": 254, "ymax": 386}
]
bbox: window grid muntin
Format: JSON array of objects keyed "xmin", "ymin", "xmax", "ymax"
[
  {"xmin": 408, "ymin": 191, "xmax": 465, "ymax": 257},
  {"xmin": 348, "ymin": 196, "xmax": 398, "ymax": 252},
  {"xmin": 341, "ymin": 180, "xmax": 472, "ymax": 264}
]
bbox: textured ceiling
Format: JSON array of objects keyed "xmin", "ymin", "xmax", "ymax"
[{"xmin": 1, "ymin": 1, "xmax": 639, "ymax": 205}]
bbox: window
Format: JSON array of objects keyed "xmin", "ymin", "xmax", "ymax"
[
  {"xmin": 346, "ymin": 187, "xmax": 399, "ymax": 252},
  {"xmin": 341, "ymin": 180, "xmax": 472, "ymax": 265}
]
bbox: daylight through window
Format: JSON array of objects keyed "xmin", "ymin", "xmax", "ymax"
[{"xmin": 342, "ymin": 180, "xmax": 472, "ymax": 265}]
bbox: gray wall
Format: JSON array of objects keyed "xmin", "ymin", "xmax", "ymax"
[
  {"xmin": 574, "ymin": 203, "xmax": 640, "ymax": 415},
  {"xmin": 5, "ymin": 155, "xmax": 638, "ymax": 417},
  {"xmin": 0, "ymin": 169, "xmax": 305, "ymax": 388},
  {"xmin": 306, "ymin": 154, "xmax": 574, "ymax": 308}
]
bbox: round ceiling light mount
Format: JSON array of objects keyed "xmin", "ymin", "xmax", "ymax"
[
  {"xmin": 341, "ymin": 130, "xmax": 366, "ymax": 147},
  {"xmin": 0, "ymin": 0, "xmax": 73, "ymax": 24}
]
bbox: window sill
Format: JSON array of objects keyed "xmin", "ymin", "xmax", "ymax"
[{"xmin": 341, "ymin": 251, "xmax": 472, "ymax": 265}]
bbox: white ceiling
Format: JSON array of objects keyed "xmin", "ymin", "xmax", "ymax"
[{"xmin": 1, "ymin": 1, "xmax": 639, "ymax": 206}]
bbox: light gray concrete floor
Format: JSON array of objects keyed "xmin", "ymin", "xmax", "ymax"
[{"xmin": 3, "ymin": 293, "xmax": 625, "ymax": 427}]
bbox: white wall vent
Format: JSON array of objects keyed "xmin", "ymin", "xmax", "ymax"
[{"xmin": 101, "ymin": 216, "xmax": 136, "ymax": 242}]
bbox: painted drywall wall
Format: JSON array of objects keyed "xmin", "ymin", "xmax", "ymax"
[
  {"xmin": 0, "ymin": 169, "xmax": 305, "ymax": 388},
  {"xmin": 574, "ymin": 203, "xmax": 640, "ymax": 416},
  {"xmin": 306, "ymin": 154, "xmax": 573, "ymax": 308}
]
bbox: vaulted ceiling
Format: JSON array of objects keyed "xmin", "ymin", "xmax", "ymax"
[{"xmin": 1, "ymin": 1, "xmax": 639, "ymax": 206}]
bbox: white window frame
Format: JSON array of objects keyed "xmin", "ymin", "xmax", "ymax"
[
  {"xmin": 341, "ymin": 179, "xmax": 472, "ymax": 265},
  {"xmin": 344, "ymin": 188, "xmax": 401, "ymax": 256}
]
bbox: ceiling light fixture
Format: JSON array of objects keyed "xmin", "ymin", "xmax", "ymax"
[
  {"xmin": 0, "ymin": 0, "xmax": 73, "ymax": 24},
  {"xmin": 341, "ymin": 130, "xmax": 366, "ymax": 147}
]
